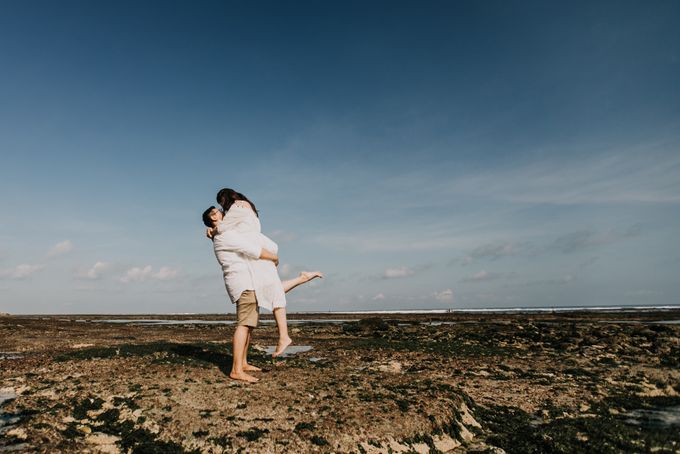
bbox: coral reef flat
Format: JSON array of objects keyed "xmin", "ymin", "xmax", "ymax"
[{"xmin": 1, "ymin": 310, "xmax": 679, "ymax": 453}]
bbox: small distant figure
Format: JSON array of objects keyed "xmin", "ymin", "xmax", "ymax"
[{"xmin": 202, "ymin": 188, "xmax": 322, "ymax": 382}]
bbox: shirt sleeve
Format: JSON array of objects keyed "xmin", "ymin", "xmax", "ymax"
[{"xmin": 214, "ymin": 232, "xmax": 261, "ymax": 259}]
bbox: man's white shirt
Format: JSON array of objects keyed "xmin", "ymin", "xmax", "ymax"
[{"xmin": 212, "ymin": 231, "xmax": 261, "ymax": 304}]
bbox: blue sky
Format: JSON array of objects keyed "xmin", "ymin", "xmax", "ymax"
[{"xmin": 1, "ymin": 0, "xmax": 679, "ymax": 314}]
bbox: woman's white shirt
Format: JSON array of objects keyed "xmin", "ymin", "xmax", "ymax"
[{"xmin": 217, "ymin": 205, "xmax": 286, "ymax": 310}]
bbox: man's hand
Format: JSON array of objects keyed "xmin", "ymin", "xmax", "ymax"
[{"xmin": 206, "ymin": 227, "xmax": 215, "ymax": 239}]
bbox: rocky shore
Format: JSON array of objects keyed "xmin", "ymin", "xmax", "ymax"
[{"xmin": 1, "ymin": 310, "xmax": 679, "ymax": 453}]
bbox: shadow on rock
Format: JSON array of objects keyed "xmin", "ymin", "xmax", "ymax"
[{"xmin": 54, "ymin": 342, "xmax": 240, "ymax": 376}]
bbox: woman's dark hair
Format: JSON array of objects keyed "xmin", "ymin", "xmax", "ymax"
[
  {"xmin": 202, "ymin": 206, "xmax": 218, "ymax": 227},
  {"xmin": 216, "ymin": 188, "xmax": 258, "ymax": 217}
]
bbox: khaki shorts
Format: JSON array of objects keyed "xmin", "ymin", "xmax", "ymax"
[{"xmin": 236, "ymin": 290, "xmax": 258, "ymax": 328}]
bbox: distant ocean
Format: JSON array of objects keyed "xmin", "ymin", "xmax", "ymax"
[
  {"xmin": 159, "ymin": 305, "xmax": 680, "ymax": 317},
  {"xmin": 295, "ymin": 305, "xmax": 680, "ymax": 315}
]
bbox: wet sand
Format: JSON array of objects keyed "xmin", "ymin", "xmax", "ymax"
[{"xmin": 1, "ymin": 310, "xmax": 679, "ymax": 453}]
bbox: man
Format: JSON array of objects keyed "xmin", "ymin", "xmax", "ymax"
[
  {"xmin": 203, "ymin": 205, "xmax": 277, "ymax": 383},
  {"xmin": 202, "ymin": 206, "xmax": 322, "ymax": 382}
]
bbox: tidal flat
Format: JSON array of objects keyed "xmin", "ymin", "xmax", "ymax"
[{"xmin": 1, "ymin": 310, "xmax": 679, "ymax": 453}]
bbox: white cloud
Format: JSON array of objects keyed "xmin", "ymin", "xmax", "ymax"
[
  {"xmin": 14, "ymin": 264, "xmax": 44, "ymax": 279},
  {"xmin": 120, "ymin": 266, "xmax": 153, "ymax": 283},
  {"xmin": 383, "ymin": 267, "xmax": 415, "ymax": 279},
  {"xmin": 462, "ymin": 270, "xmax": 500, "ymax": 282},
  {"xmin": 433, "ymin": 288, "xmax": 454, "ymax": 302},
  {"xmin": 47, "ymin": 240, "xmax": 73, "ymax": 258},
  {"xmin": 372, "ymin": 293, "xmax": 385, "ymax": 301},
  {"xmin": 76, "ymin": 261, "xmax": 110, "ymax": 280},
  {"xmin": 0, "ymin": 264, "xmax": 45, "ymax": 280},
  {"xmin": 120, "ymin": 265, "xmax": 179, "ymax": 283},
  {"xmin": 153, "ymin": 267, "xmax": 179, "ymax": 281}
]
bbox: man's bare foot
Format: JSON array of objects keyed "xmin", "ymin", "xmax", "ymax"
[
  {"xmin": 229, "ymin": 372, "xmax": 259, "ymax": 383},
  {"xmin": 299, "ymin": 271, "xmax": 323, "ymax": 283},
  {"xmin": 243, "ymin": 364, "xmax": 262, "ymax": 372},
  {"xmin": 272, "ymin": 336, "xmax": 292, "ymax": 357}
]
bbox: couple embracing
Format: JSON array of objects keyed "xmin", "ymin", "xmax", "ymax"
[{"xmin": 202, "ymin": 188, "xmax": 322, "ymax": 383}]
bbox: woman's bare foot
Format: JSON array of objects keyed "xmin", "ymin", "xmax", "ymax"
[
  {"xmin": 230, "ymin": 371, "xmax": 259, "ymax": 382},
  {"xmin": 272, "ymin": 336, "xmax": 292, "ymax": 357},
  {"xmin": 243, "ymin": 364, "xmax": 262, "ymax": 372},
  {"xmin": 299, "ymin": 271, "xmax": 323, "ymax": 283}
]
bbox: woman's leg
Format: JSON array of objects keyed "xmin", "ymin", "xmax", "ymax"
[
  {"xmin": 272, "ymin": 307, "xmax": 292, "ymax": 357},
  {"xmin": 272, "ymin": 271, "xmax": 323, "ymax": 357},
  {"xmin": 281, "ymin": 271, "xmax": 323, "ymax": 293}
]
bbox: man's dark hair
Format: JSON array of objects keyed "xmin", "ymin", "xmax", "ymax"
[{"xmin": 202, "ymin": 206, "xmax": 217, "ymax": 227}]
